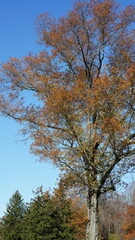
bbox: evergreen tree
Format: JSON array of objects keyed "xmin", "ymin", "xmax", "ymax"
[
  {"xmin": 0, "ymin": 190, "xmax": 26, "ymax": 240},
  {"xmin": 52, "ymin": 181, "xmax": 77, "ymax": 240},
  {"xmin": 22, "ymin": 187, "xmax": 76, "ymax": 240}
]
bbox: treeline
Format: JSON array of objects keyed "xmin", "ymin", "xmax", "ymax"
[
  {"xmin": 99, "ymin": 183, "xmax": 135, "ymax": 240},
  {"xmin": 0, "ymin": 182, "xmax": 134, "ymax": 240}
]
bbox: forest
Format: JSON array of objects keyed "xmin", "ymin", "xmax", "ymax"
[
  {"xmin": 0, "ymin": 181, "xmax": 134, "ymax": 240},
  {"xmin": 0, "ymin": 0, "xmax": 135, "ymax": 239}
]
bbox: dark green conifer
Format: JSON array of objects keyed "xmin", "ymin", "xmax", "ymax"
[
  {"xmin": 22, "ymin": 186, "xmax": 76, "ymax": 240},
  {"xmin": 0, "ymin": 190, "xmax": 26, "ymax": 240}
]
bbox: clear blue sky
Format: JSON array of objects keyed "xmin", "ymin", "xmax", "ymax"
[{"xmin": 0, "ymin": 0, "xmax": 134, "ymax": 217}]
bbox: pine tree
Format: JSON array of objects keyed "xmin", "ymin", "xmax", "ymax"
[
  {"xmin": 0, "ymin": 190, "xmax": 26, "ymax": 240},
  {"xmin": 22, "ymin": 189, "xmax": 52, "ymax": 240},
  {"xmin": 52, "ymin": 182, "xmax": 77, "ymax": 240},
  {"xmin": 22, "ymin": 187, "xmax": 76, "ymax": 240}
]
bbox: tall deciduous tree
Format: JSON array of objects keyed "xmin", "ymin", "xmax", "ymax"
[
  {"xmin": 0, "ymin": 190, "xmax": 26, "ymax": 240},
  {"xmin": 0, "ymin": 0, "xmax": 135, "ymax": 239}
]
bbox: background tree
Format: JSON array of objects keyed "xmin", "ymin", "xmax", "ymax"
[
  {"xmin": 69, "ymin": 196, "xmax": 87, "ymax": 240},
  {"xmin": 22, "ymin": 186, "xmax": 76, "ymax": 240},
  {"xmin": 0, "ymin": 0, "xmax": 135, "ymax": 239},
  {"xmin": 0, "ymin": 190, "xmax": 26, "ymax": 240},
  {"xmin": 52, "ymin": 182, "xmax": 77, "ymax": 240},
  {"xmin": 99, "ymin": 192, "xmax": 124, "ymax": 240},
  {"xmin": 122, "ymin": 204, "xmax": 135, "ymax": 240},
  {"xmin": 121, "ymin": 182, "xmax": 135, "ymax": 240},
  {"xmin": 98, "ymin": 181, "xmax": 135, "ymax": 240}
]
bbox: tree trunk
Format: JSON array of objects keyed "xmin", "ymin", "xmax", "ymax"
[{"xmin": 86, "ymin": 192, "xmax": 99, "ymax": 240}]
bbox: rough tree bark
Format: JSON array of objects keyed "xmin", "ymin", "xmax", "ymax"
[{"xmin": 86, "ymin": 192, "xmax": 99, "ymax": 240}]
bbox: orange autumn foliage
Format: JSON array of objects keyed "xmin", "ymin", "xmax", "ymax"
[
  {"xmin": 70, "ymin": 197, "xmax": 87, "ymax": 240},
  {"xmin": 122, "ymin": 205, "xmax": 135, "ymax": 240}
]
